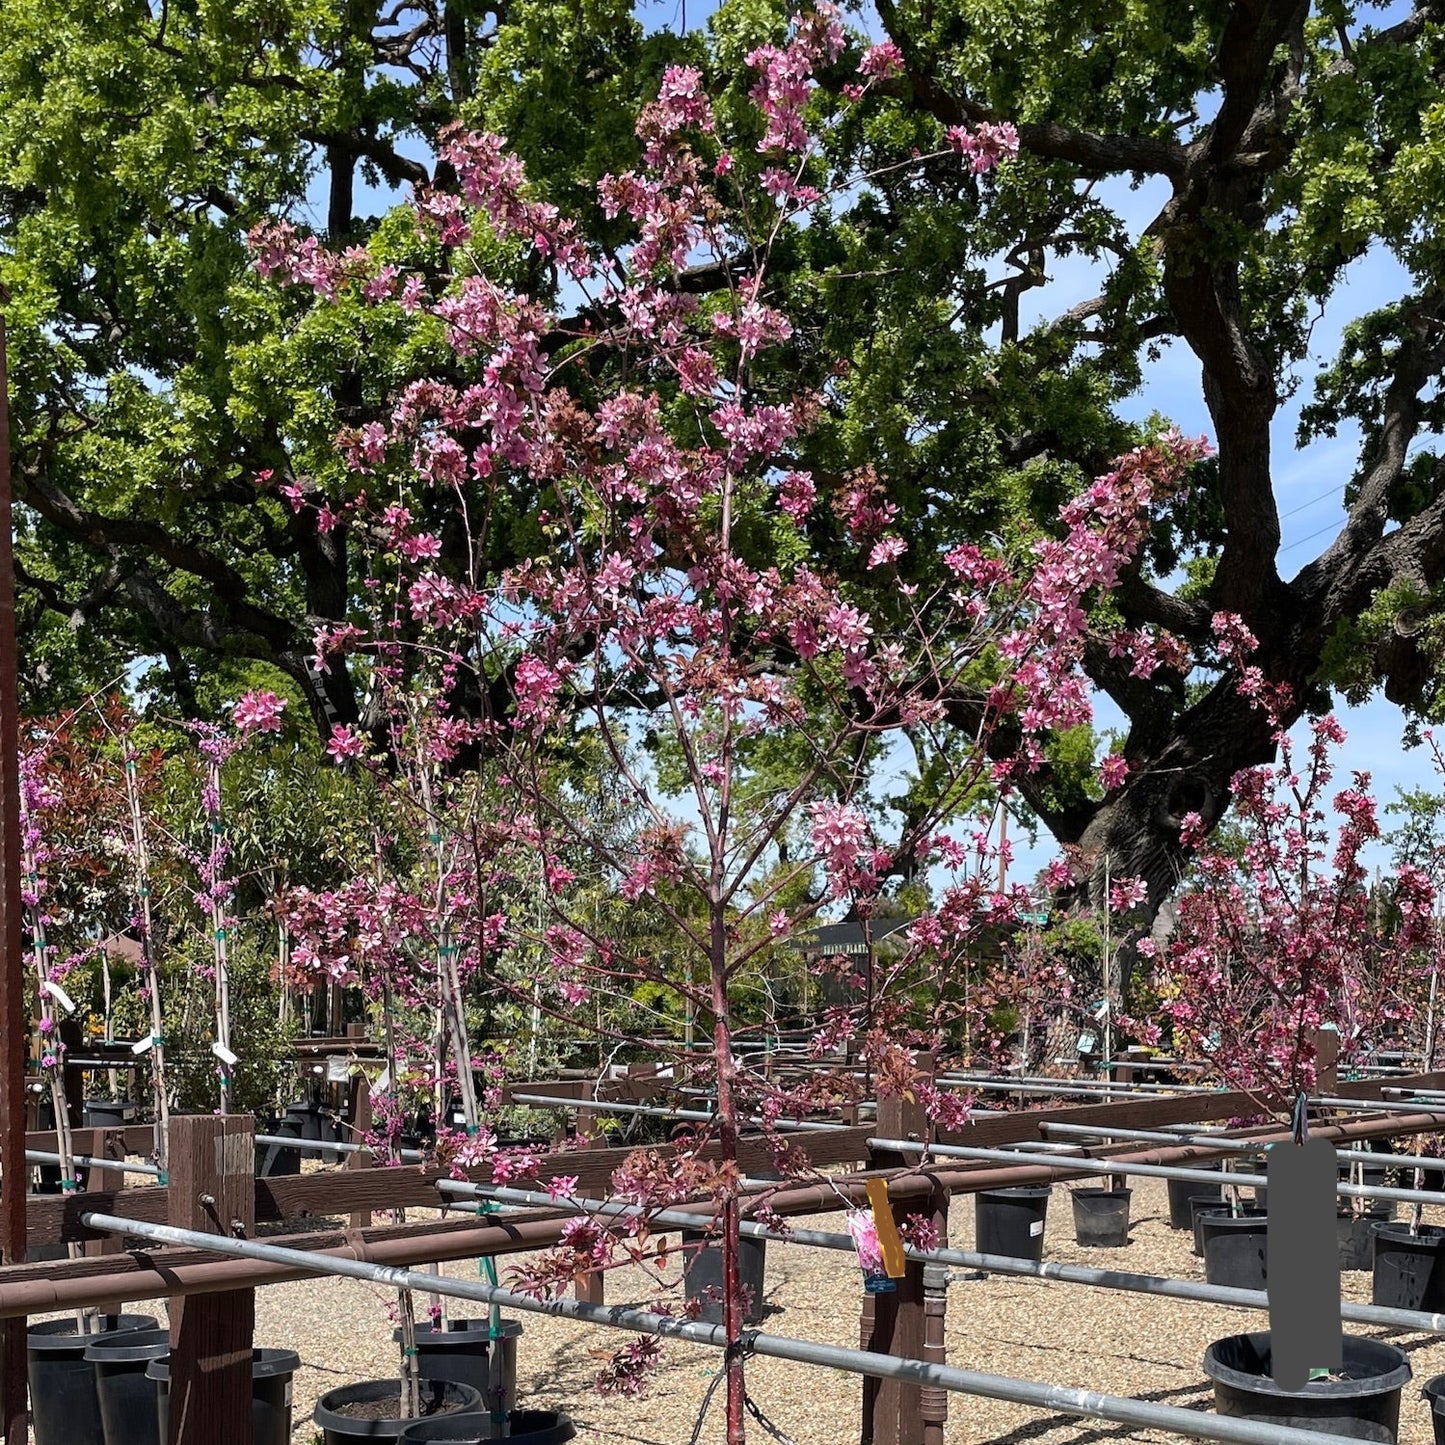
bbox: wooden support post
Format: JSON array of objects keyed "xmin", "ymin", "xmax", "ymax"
[
  {"xmin": 862, "ymin": 1057, "xmax": 940, "ymax": 1445},
  {"xmin": 166, "ymin": 1114, "xmax": 255, "ymax": 1445},
  {"xmin": 870, "ymin": 1051, "xmax": 935, "ymax": 1170},
  {"xmin": 85, "ymin": 1128, "xmax": 126, "ymax": 1257},
  {"xmin": 919, "ymin": 1262, "xmax": 949, "ymax": 1445},
  {"xmin": 858, "ymin": 1283, "xmax": 892, "ymax": 1445},
  {"xmin": 571, "ymin": 1259, "xmax": 605, "ymax": 1306},
  {"xmin": 347, "ymin": 1074, "xmax": 374, "ymax": 1231},
  {"xmin": 1316, "ymin": 1027, "xmax": 1340, "ymax": 1096}
]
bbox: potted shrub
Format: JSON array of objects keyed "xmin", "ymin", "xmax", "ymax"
[{"xmin": 1154, "ymin": 706, "xmax": 1439, "ymax": 1305}]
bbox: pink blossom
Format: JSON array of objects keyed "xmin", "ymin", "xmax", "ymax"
[
  {"xmin": 233, "ymin": 690, "xmax": 287, "ymax": 735},
  {"xmin": 858, "ymin": 41, "xmax": 904, "ymax": 79},
  {"xmin": 1099, "ymin": 753, "xmax": 1129, "ymax": 790},
  {"xmin": 945, "ymin": 121, "xmax": 1020, "ymax": 173}
]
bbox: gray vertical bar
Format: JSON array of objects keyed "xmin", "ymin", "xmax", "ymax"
[{"xmin": 1268, "ymin": 1138, "xmax": 1342, "ymax": 1390}]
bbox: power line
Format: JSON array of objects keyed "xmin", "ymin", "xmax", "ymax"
[
  {"xmin": 1279, "ymin": 516, "xmax": 1345, "ymax": 555},
  {"xmin": 1277, "ymin": 481, "xmax": 1345, "ymax": 522}
]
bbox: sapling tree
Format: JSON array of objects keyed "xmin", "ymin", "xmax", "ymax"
[
  {"xmin": 1151, "ymin": 684, "xmax": 1438, "ymax": 1229},
  {"xmin": 251, "ymin": 15, "xmax": 1214, "ymax": 1435}
]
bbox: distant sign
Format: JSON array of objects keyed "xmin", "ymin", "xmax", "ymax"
[{"xmin": 1019, "ymin": 910, "xmax": 1050, "ymax": 926}]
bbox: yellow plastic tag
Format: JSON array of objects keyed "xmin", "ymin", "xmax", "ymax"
[{"xmin": 864, "ymin": 1178, "xmax": 908, "ymax": 1279}]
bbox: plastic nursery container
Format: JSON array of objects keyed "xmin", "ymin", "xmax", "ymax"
[
  {"xmin": 680, "ymin": 1231, "xmax": 768, "ymax": 1325},
  {"xmin": 85, "ymin": 1326, "xmax": 170, "ymax": 1445},
  {"xmin": 1420, "ymin": 1372, "xmax": 1445, "ymax": 1445},
  {"xmin": 391, "ymin": 1320, "xmax": 522, "ymax": 1405},
  {"xmin": 975, "ymin": 1186, "xmax": 1050, "ymax": 1262},
  {"xmin": 313, "ymin": 1379, "xmax": 483, "ymax": 1445},
  {"xmin": 1070, "ymin": 1188, "xmax": 1131, "ymax": 1248},
  {"xmin": 1373, "ymin": 1222, "xmax": 1445, "ymax": 1312},
  {"xmin": 1167, "ymin": 1166, "xmax": 1221, "ymax": 1228},
  {"xmin": 398, "ymin": 1411, "xmax": 578, "ymax": 1444},
  {"xmin": 1198, "ymin": 1207, "xmax": 1269, "ymax": 1290},
  {"xmin": 1203, "ymin": 1331, "xmax": 1409, "ymax": 1443},
  {"xmin": 1338, "ymin": 1204, "xmax": 1393, "ymax": 1273},
  {"xmin": 149, "ymin": 1347, "xmax": 300, "ymax": 1445},
  {"xmin": 27, "ymin": 1314, "xmax": 158, "ymax": 1445}
]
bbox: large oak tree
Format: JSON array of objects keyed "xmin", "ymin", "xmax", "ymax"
[{"xmin": 2, "ymin": 0, "xmax": 1443, "ymax": 911}]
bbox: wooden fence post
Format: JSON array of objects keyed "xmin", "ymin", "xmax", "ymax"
[
  {"xmin": 85, "ymin": 1128, "xmax": 126, "ymax": 1257},
  {"xmin": 1316, "ymin": 1027, "xmax": 1340, "ymax": 1095},
  {"xmin": 166, "ymin": 1114, "xmax": 255, "ymax": 1445},
  {"xmin": 862, "ymin": 1053, "xmax": 937, "ymax": 1445},
  {"xmin": 347, "ymin": 1073, "xmax": 374, "ymax": 1231}
]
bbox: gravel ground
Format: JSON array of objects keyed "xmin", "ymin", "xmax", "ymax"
[{"xmin": 32, "ymin": 1176, "xmax": 1445, "ymax": 1444}]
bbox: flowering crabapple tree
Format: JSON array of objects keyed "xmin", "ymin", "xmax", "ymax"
[
  {"xmin": 1149, "ymin": 695, "xmax": 1436, "ymax": 1115},
  {"xmin": 250, "ymin": 12, "xmax": 1211, "ymax": 1435}
]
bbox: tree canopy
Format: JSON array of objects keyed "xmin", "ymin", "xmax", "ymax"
[{"xmin": 3, "ymin": 0, "xmax": 1444, "ymax": 907}]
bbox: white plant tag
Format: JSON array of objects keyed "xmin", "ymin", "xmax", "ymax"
[
  {"xmin": 211, "ymin": 1041, "xmax": 240, "ymax": 1068},
  {"xmin": 41, "ymin": 981, "xmax": 76, "ymax": 1015},
  {"xmin": 131, "ymin": 1034, "xmax": 155, "ymax": 1055},
  {"xmin": 1029, "ymin": 1221, "xmax": 1044, "ymax": 1237}
]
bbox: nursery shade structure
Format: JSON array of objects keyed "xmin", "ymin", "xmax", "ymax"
[
  {"xmin": 77, "ymin": 1209, "xmax": 1355, "ymax": 1445},
  {"xmin": 0, "ymin": 294, "xmax": 27, "ymax": 1442}
]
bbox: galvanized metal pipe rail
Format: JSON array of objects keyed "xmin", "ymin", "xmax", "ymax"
[
  {"xmin": 1042, "ymin": 1121, "xmax": 1445, "ymax": 1173},
  {"xmin": 870, "ymin": 1137, "xmax": 1445, "ymax": 1207},
  {"xmin": 935, "ymin": 1077, "xmax": 1187, "ymax": 1099},
  {"xmin": 76, "ymin": 1210, "xmax": 1354, "ymax": 1445},
  {"xmin": 510, "ymin": 1092, "xmax": 852, "ymax": 1131},
  {"xmin": 25, "ymin": 1149, "xmax": 161, "ymax": 1178},
  {"xmin": 438, "ymin": 1179, "xmax": 1445, "ymax": 1336},
  {"xmin": 253, "ymin": 1133, "xmax": 427, "ymax": 1164}
]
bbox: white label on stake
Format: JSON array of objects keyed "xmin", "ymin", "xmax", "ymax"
[
  {"xmin": 211, "ymin": 1041, "xmax": 240, "ymax": 1068},
  {"xmin": 1029, "ymin": 1221, "xmax": 1044, "ymax": 1237},
  {"xmin": 41, "ymin": 981, "xmax": 76, "ymax": 1015},
  {"xmin": 131, "ymin": 1034, "xmax": 155, "ymax": 1056},
  {"xmin": 326, "ymin": 1057, "xmax": 350, "ymax": 1084}
]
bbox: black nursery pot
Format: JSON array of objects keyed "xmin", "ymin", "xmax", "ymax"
[
  {"xmin": 975, "ymin": 1186, "xmax": 1050, "ymax": 1262},
  {"xmin": 1198, "ymin": 1207, "xmax": 1269, "ymax": 1290},
  {"xmin": 1339, "ymin": 1205, "xmax": 1393, "ymax": 1273},
  {"xmin": 681, "ymin": 1231, "xmax": 768, "ymax": 1325},
  {"xmin": 1190, "ymin": 1195, "xmax": 1229, "ymax": 1258},
  {"xmin": 1373, "ymin": 1222, "xmax": 1445, "ymax": 1312},
  {"xmin": 85, "ymin": 1327, "xmax": 169, "ymax": 1445},
  {"xmin": 1168, "ymin": 1167, "xmax": 1221, "ymax": 1228},
  {"xmin": 256, "ymin": 1114, "xmax": 303, "ymax": 1177},
  {"xmin": 82, "ymin": 1100, "xmax": 135, "ymax": 1129},
  {"xmin": 1203, "ymin": 1331, "xmax": 1410, "ymax": 1443},
  {"xmin": 391, "ymin": 1320, "xmax": 522, "ymax": 1406},
  {"xmin": 1420, "ymin": 1372, "xmax": 1445, "ymax": 1445},
  {"xmin": 149, "ymin": 1346, "xmax": 300, "ymax": 1445},
  {"xmin": 27, "ymin": 1314, "xmax": 159, "ymax": 1445},
  {"xmin": 398, "ymin": 1410, "xmax": 578, "ymax": 1444},
  {"xmin": 1070, "ymin": 1188, "xmax": 1131, "ymax": 1248},
  {"xmin": 314, "ymin": 1379, "xmax": 483, "ymax": 1445}
]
